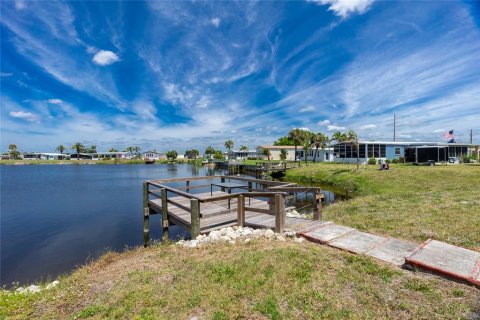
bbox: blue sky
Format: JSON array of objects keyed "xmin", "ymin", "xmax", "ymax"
[{"xmin": 1, "ymin": 0, "xmax": 480, "ymax": 153}]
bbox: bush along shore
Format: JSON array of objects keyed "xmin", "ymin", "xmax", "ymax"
[{"xmin": 2, "ymin": 226, "xmax": 479, "ymax": 319}]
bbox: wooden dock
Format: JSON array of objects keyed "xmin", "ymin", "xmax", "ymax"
[
  {"xmin": 217, "ymin": 161, "xmax": 299, "ymax": 178},
  {"xmin": 143, "ymin": 175, "xmax": 325, "ymax": 245}
]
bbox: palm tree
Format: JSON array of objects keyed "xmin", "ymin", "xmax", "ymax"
[
  {"xmin": 288, "ymin": 128, "xmax": 304, "ymax": 163},
  {"xmin": 224, "ymin": 140, "xmax": 234, "ymax": 159},
  {"xmin": 109, "ymin": 147, "xmax": 118, "ymax": 152},
  {"xmin": 332, "ymin": 131, "xmax": 346, "ymax": 143},
  {"xmin": 345, "ymin": 130, "xmax": 360, "ymax": 170},
  {"xmin": 312, "ymin": 133, "xmax": 329, "ymax": 163},
  {"xmin": 300, "ymin": 130, "xmax": 314, "ymax": 166},
  {"xmin": 262, "ymin": 147, "xmax": 271, "ymax": 161},
  {"xmin": 239, "ymin": 145, "xmax": 248, "ymax": 160},
  {"xmin": 334, "ymin": 130, "xmax": 360, "ymax": 170},
  {"xmin": 71, "ymin": 142, "xmax": 85, "ymax": 160},
  {"xmin": 133, "ymin": 146, "xmax": 141, "ymax": 156},
  {"xmin": 205, "ymin": 146, "xmax": 215, "ymax": 159},
  {"xmin": 56, "ymin": 145, "xmax": 66, "ymax": 154}
]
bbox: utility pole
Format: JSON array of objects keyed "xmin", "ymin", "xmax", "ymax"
[
  {"xmin": 470, "ymin": 129, "xmax": 473, "ymax": 144},
  {"xmin": 393, "ymin": 114, "xmax": 396, "ymax": 142}
]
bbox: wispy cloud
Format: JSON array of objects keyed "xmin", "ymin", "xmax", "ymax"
[
  {"xmin": 299, "ymin": 105, "xmax": 316, "ymax": 113},
  {"xmin": 359, "ymin": 124, "xmax": 376, "ymax": 130},
  {"xmin": 327, "ymin": 125, "xmax": 346, "ymax": 132},
  {"xmin": 1, "ymin": 1, "xmax": 479, "ymax": 151},
  {"xmin": 9, "ymin": 110, "xmax": 39, "ymax": 122},
  {"xmin": 47, "ymin": 99, "xmax": 63, "ymax": 104}
]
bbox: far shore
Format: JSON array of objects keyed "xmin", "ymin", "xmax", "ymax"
[{"xmin": 0, "ymin": 159, "xmax": 198, "ymax": 165}]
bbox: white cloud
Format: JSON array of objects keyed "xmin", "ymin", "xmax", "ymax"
[
  {"xmin": 47, "ymin": 99, "xmax": 63, "ymax": 104},
  {"xmin": 210, "ymin": 17, "xmax": 221, "ymax": 28},
  {"xmin": 318, "ymin": 119, "xmax": 331, "ymax": 126},
  {"xmin": 299, "ymin": 105, "xmax": 316, "ymax": 113},
  {"xmin": 433, "ymin": 129, "xmax": 446, "ymax": 133},
  {"xmin": 196, "ymin": 96, "xmax": 210, "ymax": 109},
  {"xmin": 327, "ymin": 125, "xmax": 346, "ymax": 132},
  {"xmin": 359, "ymin": 124, "xmax": 376, "ymax": 130},
  {"xmin": 15, "ymin": 0, "xmax": 26, "ymax": 10},
  {"xmin": 132, "ymin": 101, "xmax": 157, "ymax": 120},
  {"xmin": 0, "ymin": 72, "xmax": 13, "ymax": 77},
  {"xmin": 312, "ymin": 0, "xmax": 375, "ymax": 18},
  {"xmin": 92, "ymin": 50, "xmax": 120, "ymax": 66},
  {"xmin": 9, "ymin": 110, "xmax": 39, "ymax": 122}
]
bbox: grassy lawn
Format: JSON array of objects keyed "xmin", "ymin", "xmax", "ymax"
[
  {"xmin": 285, "ymin": 163, "xmax": 480, "ymax": 250},
  {"xmin": 1, "ymin": 240, "xmax": 478, "ymax": 319}
]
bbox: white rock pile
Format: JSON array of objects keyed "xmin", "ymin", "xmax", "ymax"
[
  {"xmin": 286, "ymin": 209, "xmax": 312, "ymax": 219},
  {"xmin": 176, "ymin": 226, "xmax": 304, "ymax": 248},
  {"xmin": 12, "ymin": 280, "xmax": 59, "ymax": 295}
]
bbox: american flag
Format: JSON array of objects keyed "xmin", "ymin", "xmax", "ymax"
[{"xmin": 443, "ymin": 130, "xmax": 454, "ymax": 142}]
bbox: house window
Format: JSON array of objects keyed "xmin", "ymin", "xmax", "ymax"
[
  {"xmin": 380, "ymin": 145, "xmax": 386, "ymax": 157},
  {"xmin": 367, "ymin": 144, "xmax": 374, "ymax": 158},
  {"xmin": 394, "ymin": 147, "xmax": 401, "ymax": 155}
]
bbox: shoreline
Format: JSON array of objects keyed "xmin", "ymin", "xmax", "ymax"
[{"xmin": 0, "ymin": 159, "xmax": 199, "ymax": 165}]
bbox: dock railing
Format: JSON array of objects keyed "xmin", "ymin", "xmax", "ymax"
[{"xmin": 143, "ymin": 175, "xmax": 321, "ymax": 246}]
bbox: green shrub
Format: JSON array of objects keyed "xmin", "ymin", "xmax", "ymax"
[
  {"xmin": 391, "ymin": 158, "xmax": 399, "ymax": 164},
  {"xmin": 367, "ymin": 157, "xmax": 377, "ymax": 165}
]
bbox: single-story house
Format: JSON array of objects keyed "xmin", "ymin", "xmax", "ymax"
[
  {"xmin": 142, "ymin": 151, "xmax": 165, "ymax": 160},
  {"xmin": 256, "ymin": 146, "xmax": 334, "ymax": 162},
  {"xmin": 227, "ymin": 150, "xmax": 258, "ymax": 160},
  {"xmin": 70, "ymin": 152, "xmax": 133, "ymax": 160},
  {"xmin": 23, "ymin": 153, "xmax": 71, "ymax": 160},
  {"xmin": 332, "ymin": 141, "xmax": 478, "ymax": 163}
]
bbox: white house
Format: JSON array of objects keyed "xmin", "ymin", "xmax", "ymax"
[
  {"xmin": 70, "ymin": 152, "xmax": 133, "ymax": 160},
  {"xmin": 142, "ymin": 151, "xmax": 165, "ymax": 160},
  {"xmin": 23, "ymin": 153, "xmax": 71, "ymax": 160},
  {"xmin": 256, "ymin": 146, "xmax": 334, "ymax": 162},
  {"xmin": 227, "ymin": 149, "xmax": 258, "ymax": 160}
]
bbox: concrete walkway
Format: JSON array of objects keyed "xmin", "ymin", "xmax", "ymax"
[{"xmin": 297, "ymin": 222, "xmax": 480, "ymax": 288}]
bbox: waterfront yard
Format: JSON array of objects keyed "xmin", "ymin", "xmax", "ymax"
[
  {"xmin": 1, "ymin": 240, "xmax": 479, "ymax": 319},
  {"xmin": 285, "ymin": 163, "xmax": 480, "ymax": 250}
]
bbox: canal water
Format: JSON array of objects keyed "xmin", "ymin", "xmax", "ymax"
[{"xmin": 0, "ymin": 164, "xmax": 339, "ymax": 286}]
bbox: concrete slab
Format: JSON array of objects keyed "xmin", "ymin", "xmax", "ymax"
[
  {"xmin": 327, "ymin": 230, "xmax": 386, "ymax": 254},
  {"xmin": 406, "ymin": 239, "xmax": 480, "ymax": 287},
  {"xmin": 301, "ymin": 223, "xmax": 355, "ymax": 244},
  {"xmin": 365, "ymin": 238, "xmax": 417, "ymax": 266}
]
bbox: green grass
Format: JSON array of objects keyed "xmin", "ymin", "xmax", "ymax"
[
  {"xmin": 1, "ymin": 240, "xmax": 478, "ymax": 319},
  {"xmin": 285, "ymin": 163, "xmax": 480, "ymax": 250}
]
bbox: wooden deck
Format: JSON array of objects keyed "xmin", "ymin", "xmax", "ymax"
[
  {"xmin": 148, "ymin": 191, "xmax": 323, "ymax": 235},
  {"xmin": 142, "ymin": 175, "xmax": 325, "ymax": 245}
]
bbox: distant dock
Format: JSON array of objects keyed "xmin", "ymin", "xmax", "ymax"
[{"xmin": 216, "ymin": 161, "xmax": 300, "ymax": 178}]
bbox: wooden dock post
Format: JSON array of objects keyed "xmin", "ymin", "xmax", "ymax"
[
  {"xmin": 274, "ymin": 193, "xmax": 285, "ymax": 233},
  {"xmin": 190, "ymin": 199, "xmax": 200, "ymax": 239},
  {"xmin": 313, "ymin": 190, "xmax": 323, "ymax": 221},
  {"xmin": 220, "ymin": 177, "xmax": 225, "ymax": 192},
  {"xmin": 161, "ymin": 188, "xmax": 169, "ymax": 241},
  {"xmin": 143, "ymin": 182, "xmax": 150, "ymax": 247},
  {"xmin": 237, "ymin": 195, "xmax": 245, "ymax": 226}
]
